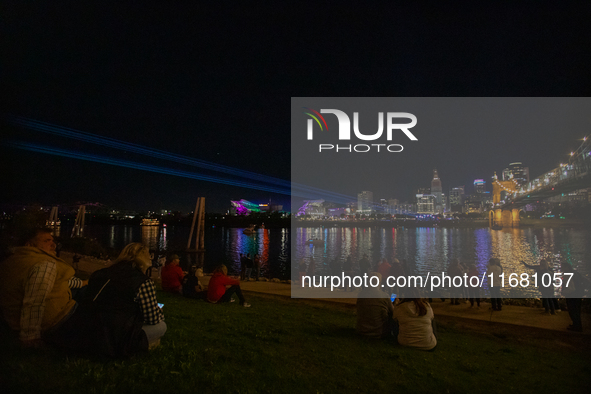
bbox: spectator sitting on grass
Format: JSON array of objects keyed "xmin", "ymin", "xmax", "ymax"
[
  {"xmin": 0, "ymin": 227, "xmax": 80, "ymax": 348},
  {"xmin": 161, "ymin": 254, "xmax": 185, "ymax": 293},
  {"xmin": 182, "ymin": 267, "xmax": 207, "ymax": 300},
  {"xmin": 392, "ymin": 288, "xmax": 437, "ymax": 351},
  {"xmin": 54, "ymin": 242, "xmax": 167, "ymax": 356},
  {"xmin": 207, "ymin": 265, "xmax": 251, "ymax": 307},
  {"xmin": 356, "ymin": 272, "xmax": 394, "ymax": 338}
]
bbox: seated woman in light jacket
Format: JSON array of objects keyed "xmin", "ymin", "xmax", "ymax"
[{"xmin": 392, "ymin": 288, "xmax": 437, "ymax": 351}]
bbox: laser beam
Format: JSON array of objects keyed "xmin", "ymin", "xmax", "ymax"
[
  {"xmin": 4, "ymin": 141, "xmax": 353, "ymax": 201},
  {"xmin": 8, "ymin": 116, "xmax": 356, "ymax": 203},
  {"xmin": 5, "ymin": 141, "xmax": 292, "ymax": 194}
]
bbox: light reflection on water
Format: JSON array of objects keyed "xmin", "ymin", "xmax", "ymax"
[
  {"xmin": 52, "ymin": 225, "xmax": 590, "ymax": 290},
  {"xmin": 59, "ymin": 225, "xmax": 291, "ymax": 280},
  {"xmin": 294, "ymin": 227, "xmax": 590, "ymax": 297}
]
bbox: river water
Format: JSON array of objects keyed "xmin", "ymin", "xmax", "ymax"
[
  {"xmin": 294, "ymin": 226, "xmax": 591, "ymax": 297},
  {"xmin": 51, "ymin": 225, "xmax": 590, "ymax": 297},
  {"xmin": 53, "ymin": 225, "xmax": 291, "ymax": 280}
]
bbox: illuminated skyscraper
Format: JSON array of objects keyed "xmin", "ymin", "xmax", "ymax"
[
  {"xmin": 474, "ymin": 179, "xmax": 486, "ymax": 194},
  {"xmin": 431, "ymin": 169, "xmax": 443, "ymax": 213},
  {"xmin": 416, "ymin": 193, "xmax": 436, "ymax": 214},
  {"xmin": 449, "ymin": 186, "xmax": 465, "ymax": 213},
  {"xmin": 502, "ymin": 162, "xmax": 529, "ymax": 187},
  {"xmin": 357, "ymin": 191, "xmax": 373, "ymax": 214}
]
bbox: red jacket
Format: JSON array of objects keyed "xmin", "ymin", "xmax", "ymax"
[
  {"xmin": 207, "ymin": 272, "xmax": 240, "ymax": 302},
  {"xmin": 161, "ymin": 264, "xmax": 184, "ymax": 292},
  {"xmin": 377, "ymin": 263, "xmax": 392, "ymax": 279}
]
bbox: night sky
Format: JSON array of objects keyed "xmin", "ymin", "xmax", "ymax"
[{"xmin": 2, "ymin": 3, "xmax": 590, "ymax": 212}]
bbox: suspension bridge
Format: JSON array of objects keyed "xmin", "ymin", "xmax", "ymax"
[{"xmin": 491, "ymin": 136, "xmax": 591, "ymax": 227}]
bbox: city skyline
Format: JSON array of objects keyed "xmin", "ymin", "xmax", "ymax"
[
  {"xmin": 291, "ymin": 98, "xmax": 591, "ymax": 216},
  {"xmin": 0, "ymin": 156, "xmax": 542, "ymax": 210}
]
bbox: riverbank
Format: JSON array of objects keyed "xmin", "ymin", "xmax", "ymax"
[
  {"xmin": 1, "ymin": 253, "xmax": 587, "ymax": 393},
  {"xmin": 66, "ymin": 253, "xmax": 590, "ymax": 336}
]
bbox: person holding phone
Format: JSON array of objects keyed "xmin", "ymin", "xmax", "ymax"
[
  {"xmin": 47, "ymin": 243, "xmax": 167, "ymax": 356},
  {"xmin": 392, "ymin": 288, "xmax": 437, "ymax": 351}
]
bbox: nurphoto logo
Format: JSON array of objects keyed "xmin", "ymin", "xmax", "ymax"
[{"xmin": 304, "ymin": 108, "xmax": 418, "ymax": 153}]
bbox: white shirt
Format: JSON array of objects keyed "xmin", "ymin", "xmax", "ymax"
[{"xmin": 392, "ymin": 302, "xmax": 436, "ymax": 351}]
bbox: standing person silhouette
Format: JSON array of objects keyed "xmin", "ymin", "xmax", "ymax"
[
  {"xmin": 254, "ymin": 254, "xmax": 262, "ymax": 281},
  {"xmin": 561, "ymin": 262, "xmax": 589, "ymax": 332},
  {"xmin": 467, "ymin": 263, "xmax": 481, "ymax": 308},
  {"xmin": 359, "ymin": 254, "xmax": 371, "ymax": 275},
  {"xmin": 521, "ymin": 259, "xmax": 556, "ymax": 315},
  {"xmin": 377, "ymin": 258, "xmax": 392, "ymax": 292},
  {"xmin": 343, "ymin": 256, "xmax": 354, "ymax": 291},
  {"xmin": 447, "ymin": 259, "xmax": 463, "ymax": 305},
  {"xmin": 239, "ymin": 253, "xmax": 246, "ymax": 280},
  {"xmin": 245, "ymin": 253, "xmax": 254, "ymax": 280},
  {"xmin": 487, "ymin": 258, "xmax": 503, "ymax": 311}
]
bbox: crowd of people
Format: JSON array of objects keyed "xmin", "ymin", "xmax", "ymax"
[
  {"xmin": 0, "ymin": 229, "xmax": 167, "ymax": 356},
  {"xmin": 0, "ymin": 227, "xmax": 587, "ymax": 359},
  {"xmin": 0, "ymin": 228, "xmax": 252, "ymax": 358},
  {"xmin": 298, "ymin": 253, "xmax": 588, "ymax": 336},
  {"xmin": 354, "ymin": 254, "xmax": 588, "ymax": 349},
  {"xmin": 238, "ymin": 253, "xmax": 262, "ymax": 281}
]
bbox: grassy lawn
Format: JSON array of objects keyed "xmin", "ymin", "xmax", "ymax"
[{"xmin": 1, "ymin": 291, "xmax": 589, "ymax": 394}]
